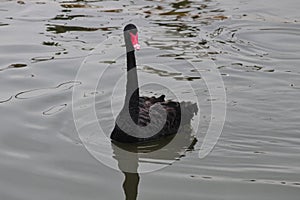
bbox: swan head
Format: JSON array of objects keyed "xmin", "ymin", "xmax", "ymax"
[{"xmin": 124, "ymin": 24, "xmax": 140, "ymax": 52}]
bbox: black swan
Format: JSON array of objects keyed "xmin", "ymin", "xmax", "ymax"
[{"xmin": 111, "ymin": 24, "xmax": 198, "ymax": 143}]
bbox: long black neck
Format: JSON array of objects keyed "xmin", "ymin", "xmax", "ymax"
[{"xmin": 125, "ymin": 51, "xmax": 139, "ymax": 124}]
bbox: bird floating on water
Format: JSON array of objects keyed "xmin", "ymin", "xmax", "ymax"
[{"xmin": 110, "ymin": 24, "xmax": 198, "ymax": 143}]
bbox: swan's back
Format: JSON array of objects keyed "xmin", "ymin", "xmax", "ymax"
[{"xmin": 111, "ymin": 95, "xmax": 198, "ymax": 143}]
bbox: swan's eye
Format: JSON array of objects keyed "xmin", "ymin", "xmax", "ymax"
[{"xmin": 129, "ymin": 32, "xmax": 140, "ymax": 50}]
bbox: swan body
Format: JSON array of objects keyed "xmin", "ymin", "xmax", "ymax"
[{"xmin": 110, "ymin": 24, "xmax": 198, "ymax": 143}]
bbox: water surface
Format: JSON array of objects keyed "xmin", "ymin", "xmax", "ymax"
[{"xmin": 0, "ymin": 0, "xmax": 300, "ymax": 199}]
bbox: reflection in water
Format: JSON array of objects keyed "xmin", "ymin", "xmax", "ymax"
[
  {"xmin": 107, "ymin": 24, "xmax": 199, "ymax": 198},
  {"xmin": 112, "ymin": 143, "xmax": 139, "ymax": 200},
  {"xmin": 60, "ymin": 3, "xmax": 102, "ymax": 9},
  {"xmin": 112, "ymin": 134, "xmax": 197, "ymax": 200},
  {"xmin": 3, "ymin": 0, "xmax": 300, "ymax": 199},
  {"xmin": 52, "ymin": 14, "xmax": 90, "ymax": 20},
  {"xmin": 122, "ymin": 172, "xmax": 140, "ymax": 200},
  {"xmin": 141, "ymin": 65, "xmax": 182, "ymax": 77},
  {"xmin": 46, "ymin": 24, "xmax": 100, "ymax": 34}
]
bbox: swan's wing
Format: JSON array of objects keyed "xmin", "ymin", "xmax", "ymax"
[
  {"xmin": 138, "ymin": 96, "xmax": 198, "ymax": 137},
  {"xmin": 138, "ymin": 95, "xmax": 165, "ymax": 126}
]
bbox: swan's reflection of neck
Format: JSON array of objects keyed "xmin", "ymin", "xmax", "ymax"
[
  {"xmin": 122, "ymin": 172, "xmax": 140, "ymax": 200},
  {"xmin": 111, "ymin": 134, "xmax": 198, "ymax": 200},
  {"xmin": 112, "ymin": 143, "xmax": 139, "ymax": 200}
]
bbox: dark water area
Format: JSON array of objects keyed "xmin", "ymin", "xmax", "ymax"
[{"xmin": 0, "ymin": 0, "xmax": 300, "ymax": 199}]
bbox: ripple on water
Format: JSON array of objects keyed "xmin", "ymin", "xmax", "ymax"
[
  {"xmin": 0, "ymin": 96, "xmax": 13, "ymax": 104},
  {"xmin": 0, "ymin": 22, "xmax": 9, "ymax": 26},
  {"xmin": 0, "ymin": 63, "xmax": 27, "ymax": 72},
  {"xmin": 1, "ymin": 0, "xmax": 300, "ymax": 199},
  {"xmin": 214, "ymin": 21, "xmax": 300, "ymax": 62},
  {"xmin": 236, "ymin": 26, "xmax": 300, "ymax": 59},
  {"xmin": 60, "ymin": 3, "xmax": 102, "ymax": 9},
  {"xmin": 43, "ymin": 104, "xmax": 67, "ymax": 116},
  {"xmin": 46, "ymin": 24, "xmax": 101, "ymax": 34},
  {"xmin": 31, "ymin": 56, "xmax": 55, "ymax": 62},
  {"xmin": 15, "ymin": 81, "xmax": 81, "ymax": 99},
  {"xmin": 0, "ymin": 44, "xmax": 55, "ymax": 55}
]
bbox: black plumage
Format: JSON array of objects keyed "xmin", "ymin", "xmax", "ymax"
[{"xmin": 110, "ymin": 24, "xmax": 198, "ymax": 143}]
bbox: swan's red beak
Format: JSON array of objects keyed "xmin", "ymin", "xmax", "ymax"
[{"xmin": 130, "ymin": 32, "xmax": 140, "ymax": 50}]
